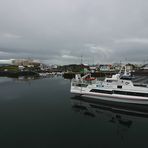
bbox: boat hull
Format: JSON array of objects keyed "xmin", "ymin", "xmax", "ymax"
[{"xmin": 71, "ymin": 89, "xmax": 148, "ymax": 105}]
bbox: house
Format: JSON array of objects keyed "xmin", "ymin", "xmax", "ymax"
[
  {"xmin": 89, "ymin": 66, "xmax": 97, "ymax": 73},
  {"xmin": 112, "ymin": 63, "xmax": 122, "ymax": 71},
  {"xmin": 99, "ymin": 64, "xmax": 112, "ymax": 71},
  {"xmin": 141, "ymin": 64, "xmax": 148, "ymax": 71},
  {"xmin": 125, "ymin": 63, "xmax": 135, "ymax": 72}
]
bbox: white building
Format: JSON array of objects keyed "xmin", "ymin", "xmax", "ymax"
[
  {"xmin": 99, "ymin": 64, "xmax": 112, "ymax": 71},
  {"xmin": 51, "ymin": 65, "xmax": 58, "ymax": 69},
  {"xmin": 11, "ymin": 59, "xmax": 40, "ymax": 66},
  {"xmin": 0, "ymin": 59, "xmax": 13, "ymax": 65},
  {"xmin": 0, "ymin": 59, "xmax": 41, "ymax": 67}
]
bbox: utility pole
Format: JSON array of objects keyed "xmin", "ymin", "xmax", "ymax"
[
  {"xmin": 93, "ymin": 56, "xmax": 94, "ymax": 66},
  {"xmin": 80, "ymin": 55, "xmax": 83, "ymax": 65}
]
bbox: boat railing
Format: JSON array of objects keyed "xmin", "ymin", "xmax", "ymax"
[
  {"xmin": 71, "ymin": 79, "xmax": 88, "ymax": 87},
  {"xmin": 133, "ymin": 83, "xmax": 148, "ymax": 88}
]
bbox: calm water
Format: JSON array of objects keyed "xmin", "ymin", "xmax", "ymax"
[{"xmin": 0, "ymin": 76, "xmax": 148, "ymax": 148}]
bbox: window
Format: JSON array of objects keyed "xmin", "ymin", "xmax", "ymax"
[
  {"xmin": 90, "ymin": 89, "xmax": 112, "ymax": 94},
  {"xmin": 113, "ymin": 90, "xmax": 148, "ymax": 97},
  {"xmin": 114, "ymin": 90, "xmax": 126, "ymax": 95},
  {"xmin": 106, "ymin": 80, "xmax": 112, "ymax": 83},
  {"xmin": 117, "ymin": 85, "xmax": 122, "ymax": 89},
  {"xmin": 76, "ymin": 84, "xmax": 88, "ymax": 87}
]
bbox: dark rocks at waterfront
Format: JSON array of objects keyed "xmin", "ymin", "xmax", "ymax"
[
  {"xmin": 0, "ymin": 71, "xmax": 39, "ymax": 78},
  {"xmin": 132, "ymin": 70, "xmax": 148, "ymax": 76},
  {"xmin": 63, "ymin": 72, "xmax": 76, "ymax": 79}
]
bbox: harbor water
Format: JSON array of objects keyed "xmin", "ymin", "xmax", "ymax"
[{"xmin": 0, "ymin": 76, "xmax": 148, "ymax": 148}]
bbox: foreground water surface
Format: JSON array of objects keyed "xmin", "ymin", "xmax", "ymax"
[{"xmin": 0, "ymin": 76, "xmax": 148, "ymax": 148}]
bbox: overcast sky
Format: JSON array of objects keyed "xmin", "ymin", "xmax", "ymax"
[{"xmin": 0, "ymin": 0, "xmax": 148, "ymax": 65}]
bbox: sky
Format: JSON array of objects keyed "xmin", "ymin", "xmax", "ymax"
[{"xmin": 0, "ymin": 0, "xmax": 148, "ymax": 65}]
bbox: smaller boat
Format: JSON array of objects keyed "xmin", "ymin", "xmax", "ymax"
[
  {"xmin": 83, "ymin": 73, "xmax": 96, "ymax": 81},
  {"xmin": 118, "ymin": 65, "xmax": 134, "ymax": 80},
  {"xmin": 39, "ymin": 72, "xmax": 50, "ymax": 77}
]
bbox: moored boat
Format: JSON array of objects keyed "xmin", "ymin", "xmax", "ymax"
[{"xmin": 70, "ymin": 73, "xmax": 148, "ymax": 104}]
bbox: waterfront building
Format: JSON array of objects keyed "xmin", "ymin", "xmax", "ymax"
[
  {"xmin": 125, "ymin": 63, "xmax": 135, "ymax": 72},
  {"xmin": 89, "ymin": 66, "xmax": 97, "ymax": 73},
  {"xmin": 0, "ymin": 59, "xmax": 13, "ymax": 65},
  {"xmin": 99, "ymin": 64, "xmax": 113, "ymax": 71},
  {"xmin": 11, "ymin": 59, "xmax": 40, "ymax": 66}
]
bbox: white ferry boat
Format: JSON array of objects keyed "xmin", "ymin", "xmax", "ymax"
[{"xmin": 70, "ymin": 73, "xmax": 148, "ymax": 104}]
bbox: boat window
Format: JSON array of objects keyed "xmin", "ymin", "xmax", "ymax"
[
  {"xmin": 114, "ymin": 90, "xmax": 126, "ymax": 95},
  {"xmin": 134, "ymin": 84, "xmax": 147, "ymax": 87},
  {"xmin": 90, "ymin": 89, "xmax": 112, "ymax": 94},
  {"xmin": 106, "ymin": 80, "xmax": 112, "ymax": 83},
  {"xmin": 106, "ymin": 80, "xmax": 117, "ymax": 83},
  {"xmin": 117, "ymin": 85, "xmax": 122, "ymax": 89},
  {"xmin": 76, "ymin": 84, "xmax": 88, "ymax": 87},
  {"xmin": 114, "ymin": 90, "xmax": 148, "ymax": 97}
]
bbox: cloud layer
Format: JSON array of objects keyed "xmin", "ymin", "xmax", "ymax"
[{"xmin": 0, "ymin": 0, "xmax": 148, "ymax": 64}]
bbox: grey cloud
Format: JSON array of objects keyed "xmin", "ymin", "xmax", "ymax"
[{"xmin": 0, "ymin": 0, "xmax": 148, "ymax": 64}]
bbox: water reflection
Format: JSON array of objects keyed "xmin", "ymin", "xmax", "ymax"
[
  {"xmin": 71, "ymin": 96, "xmax": 148, "ymax": 118},
  {"xmin": 0, "ymin": 77, "xmax": 13, "ymax": 83},
  {"xmin": 70, "ymin": 96, "xmax": 148, "ymax": 139},
  {"xmin": 0, "ymin": 75, "xmax": 54, "ymax": 84}
]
